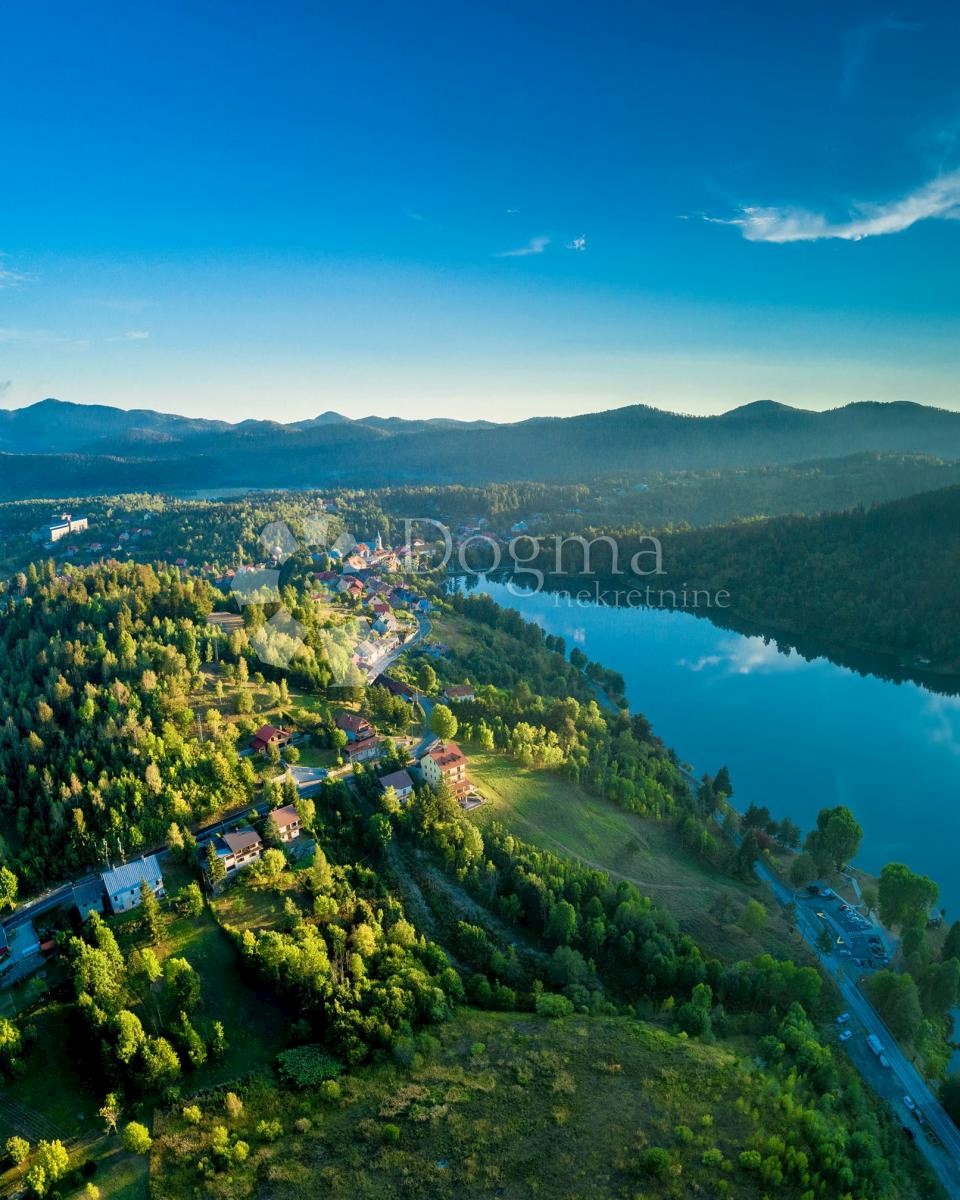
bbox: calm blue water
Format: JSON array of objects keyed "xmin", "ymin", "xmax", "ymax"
[{"xmin": 462, "ymin": 578, "xmax": 960, "ymax": 917}]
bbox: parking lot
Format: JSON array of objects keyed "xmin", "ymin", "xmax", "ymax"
[{"xmin": 800, "ymin": 885, "xmax": 891, "ymax": 971}]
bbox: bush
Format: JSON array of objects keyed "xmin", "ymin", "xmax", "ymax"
[
  {"xmin": 122, "ymin": 1122, "xmax": 153, "ymax": 1155},
  {"xmin": 277, "ymin": 1045, "xmax": 343, "ymax": 1088},
  {"xmin": 637, "ymin": 1146, "xmax": 673, "ymax": 1178},
  {"xmin": 381, "ymin": 1123, "xmax": 401, "ymax": 1144},
  {"xmin": 535, "ymin": 993, "xmax": 574, "ymax": 1019},
  {"xmin": 182, "ymin": 1105, "xmax": 202, "ymax": 1125},
  {"xmin": 5, "ymin": 1135, "xmax": 29, "ymax": 1165},
  {"xmin": 318, "ymin": 1080, "xmax": 342, "ymax": 1103},
  {"xmin": 256, "ymin": 1119, "xmax": 283, "ymax": 1142}
]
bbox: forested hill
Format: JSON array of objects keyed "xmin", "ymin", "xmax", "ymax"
[
  {"xmin": 560, "ymin": 483, "xmax": 960, "ymax": 669},
  {"xmin": 4, "ymin": 397, "xmax": 960, "ymax": 494}
]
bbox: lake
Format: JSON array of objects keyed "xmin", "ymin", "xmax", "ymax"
[{"xmin": 457, "ymin": 576, "xmax": 960, "ymax": 917}]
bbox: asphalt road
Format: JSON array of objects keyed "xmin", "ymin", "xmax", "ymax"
[
  {"xmin": 760, "ymin": 855, "xmax": 960, "ymax": 1196},
  {"xmin": 673, "ymin": 765, "xmax": 960, "ymax": 1197}
]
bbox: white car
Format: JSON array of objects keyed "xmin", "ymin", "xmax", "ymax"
[
  {"xmin": 839, "ymin": 1029, "xmax": 853, "ymax": 1042},
  {"xmin": 836, "ymin": 1012, "xmax": 851, "ymax": 1024},
  {"xmin": 904, "ymin": 1095, "xmax": 917, "ymax": 1112}
]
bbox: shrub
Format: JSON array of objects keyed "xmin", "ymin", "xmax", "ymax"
[
  {"xmin": 535, "ymin": 993, "xmax": 574, "ymax": 1019},
  {"xmin": 381, "ymin": 1124, "xmax": 401, "ymax": 1144},
  {"xmin": 637, "ymin": 1147, "xmax": 673, "ymax": 1178},
  {"xmin": 277, "ymin": 1045, "xmax": 342, "ymax": 1088},
  {"xmin": 256, "ymin": 1119, "xmax": 283, "ymax": 1142},
  {"xmin": 5, "ymin": 1135, "xmax": 29, "ymax": 1166},
  {"xmin": 122, "ymin": 1122, "xmax": 153, "ymax": 1155},
  {"xmin": 182, "ymin": 1105, "xmax": 202, "ymax": 1126}
]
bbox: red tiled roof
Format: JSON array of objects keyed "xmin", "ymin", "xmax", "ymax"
[
  {"xmin": 426, "ymin": 743, "xmax": 465, "ymax": 768},
  {"xmin": 336, "ymin": 712, "xmax": 371, "ymax": 734},
  {"xmin": 347, "ymin": 734, "xmax": 382, "ymax": 756},
  {"xmin": 270, "ymin": 804, "xmax": 300, "ymax": 828},
  {"xmin": 253, "ymin": 724, "xmax": 286, "ymax": 743}
]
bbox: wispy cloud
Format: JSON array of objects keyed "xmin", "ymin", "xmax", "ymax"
[
  {"xmin": 0, "ymin": 327, "xmax": 89, "ymax": 349},
  {"xmin": 0, "ymin": 256, "xmax": 29, "ymax": 289},
  {"xmin": 841, "ymin": 16, "xmax": 916, "ymax": 97},
  {"xmin": 706, "ymin": 169, "xmax": 960, "ymax": 243},
  {"xmin": 107, "ymin": 330, "xmax": 150, "ymax": 342},
  {"xmin": 497, "ymin": 235, "xmax": 550, "ymax": 258},
  {"xmin": 566, "ymin": 235, "xmax": 586, "ymax": 251},
  {"xmin": 0, "ymin": 380, "xmax": 11, "ymax": 397}
]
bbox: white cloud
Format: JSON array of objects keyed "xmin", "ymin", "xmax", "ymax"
[
  {"xmin": 707, "ymin": 169, "xmax": 960, "ymax": 243},
  {"xmin": 0, "ymin": 256, "xmax": 29, "ymax": 288},
  {"xmin": 0, "ymin": 327, "xmax": 89, "ymax": 349},
  {"xmin": 107, "ymin": 330, "xmax": 150, "ymax": 342},
  {"xmin": 566, "ymin": 235, "xmax": 587, "ymax": 251},
  {"xmin": 497, "ymin": 235, "xmax": 550, "ymax": 258}
]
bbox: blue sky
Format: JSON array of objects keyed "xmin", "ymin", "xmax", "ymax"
[{"xmin": 1, "ymin": 0, "xmax": 959, "ymax": 422}]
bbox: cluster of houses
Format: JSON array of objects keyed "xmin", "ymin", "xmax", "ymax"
[
  {"xmin": 310, "ymin": 570, "xmax": 428, "ymax": 678},
  {"xmin": 334, "ymin": 700, "xmax": 476, "ymax": 805}
]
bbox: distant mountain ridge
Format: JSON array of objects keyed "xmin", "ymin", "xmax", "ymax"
[{"xmin": 0, "ymin": 396, "xmax": 959, "ymax": 496}]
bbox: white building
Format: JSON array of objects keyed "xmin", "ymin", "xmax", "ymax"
[{"xmin": 101, "ymin": 855, "xmax": 165, "ymax": 914}]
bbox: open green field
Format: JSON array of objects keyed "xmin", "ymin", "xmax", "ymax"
[
  {"xmin": 113, "ymin": 865, "xmax": 290, "ymax": 1088},
  {"xmin": 149, "ymin": 1006, "xmax": 932, "ymax": 1200},
  {"xmin": 463, "ymin": 747, "xmax": 807, "ymax": 964}
]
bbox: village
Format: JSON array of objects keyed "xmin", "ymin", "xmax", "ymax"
[{"xmin": 0, "ymin": 541, "xmax": 482, "ymax": 992}]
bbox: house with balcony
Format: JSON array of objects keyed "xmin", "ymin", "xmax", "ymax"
[{"xmin": 419, "ymin": 742, "xmax": 470, "ymax": 801}]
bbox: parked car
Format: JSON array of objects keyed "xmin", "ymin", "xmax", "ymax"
[
  {"xmin": 839, "ymin": 1029, "xmax": 853, "ymax": 1042},
  {"xmin": 836, "ymin": 1012, "xmax": 851, "ymax": 1024},
  {"xmin": 903, "ymin": 1096, "xmax": 916, "ymax": 1112},
  {"xmin": 879, "ymin": 1054, "xmax": 891, "ymax": 1068}
]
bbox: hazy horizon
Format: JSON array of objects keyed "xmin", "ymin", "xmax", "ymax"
[{"xmin": 2, "ymin": 392, "xmax": 958, "ymax": 428}]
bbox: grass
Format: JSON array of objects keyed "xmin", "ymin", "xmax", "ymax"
[
  {"xmin": 148, "ymin": 1007, "xmax": 935, "ymax": 1200},
  {"xmin": 462, "ymin": 747, "xmax": 809, "ymax": 964},
  {"xmin": 111, "ymin": 865, "xmax": 290, "ymax": 1088}
]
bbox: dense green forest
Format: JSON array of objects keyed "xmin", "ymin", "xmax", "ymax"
[
  {"xmin": 528, "ymin": 482, "xmax": 960, "ymax": 669},
  {"xmin": 0, "ymin": 559, "xmax": 944, "ymax": 1200}
]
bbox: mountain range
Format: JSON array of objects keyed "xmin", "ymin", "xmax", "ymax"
[{"xmin": 1, "ymin": 397, "xmax": 960, "ymax": 497}]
